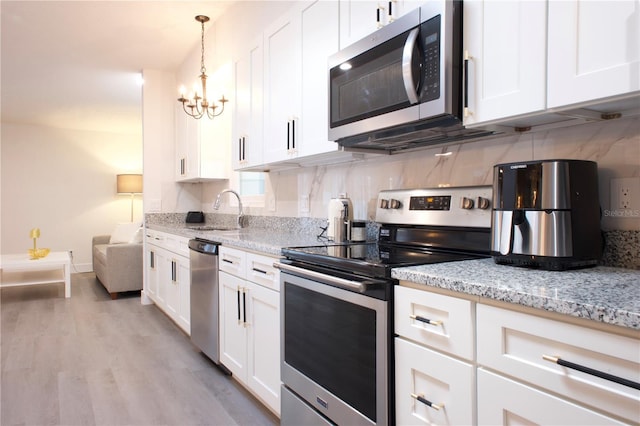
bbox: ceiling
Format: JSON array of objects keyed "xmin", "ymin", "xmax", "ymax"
[{"xmin": 1, "ymin": 0, "xmax": 233, "ymax": 135}]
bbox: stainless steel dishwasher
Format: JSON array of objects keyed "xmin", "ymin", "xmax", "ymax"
[{"xmin": 189, "ymin": 238, "xmax": 225, "ymax": 368}]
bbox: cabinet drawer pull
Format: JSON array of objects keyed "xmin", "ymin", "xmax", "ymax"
[
  {"xmin": 252, "ymin": 267, "xmax": 270, "ymax": 275},
  {"xmin": 542, "ymin": 355, "xmax": 640, "ymax": 390},
  {"xmin": 222, "ymin": 258, "xmax": 234, "ymax": 264},
  {"xmin": 410, "ymin": 393, "xmax": 442, "ymax": 411},
  {"xmin": 410, "ymin": 314, "xmax": 442, "ymax": 326}
]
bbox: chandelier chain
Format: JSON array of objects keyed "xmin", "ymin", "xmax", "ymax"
[{"xmin": 200, "ymin": 19, "xmax": 206, "ymax": 75}]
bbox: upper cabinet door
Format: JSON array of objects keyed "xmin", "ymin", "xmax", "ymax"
[
  {"xmin": 463, "ymin": 0, "xmax": 547, "ymax": 127},
  {"xmin": 339, "ymin": 0, "xmax": 380, "ymax": 49},
  {"xmin": 263, "ymin": 11, "xmax": 302, "ymax": 164},
  {"xmin": 547, "ymin": 0, "xmax": 640, "ymax": 109},
  {"xmin": 339, "ymin": 0, "xmax": 423, "ymax": 50},
  {"xmin": 233, "ymin": 37, "xmax": 264, "ymax": 171},
  {"xmin": 299, "ymin": 0, "xmax": 340, "ymax": 158}
]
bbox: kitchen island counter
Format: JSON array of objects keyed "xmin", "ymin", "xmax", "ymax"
[{"xmin": 393, "ymin": 258, "xmax": 640, "ymax": 330}]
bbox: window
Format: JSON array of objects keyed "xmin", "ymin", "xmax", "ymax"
[
  {"xmin": 239, "ymin": 172, "xmax": 265, "ymax": 196},
  {"xmin": 238, "ymin": 172, "xmax": 266, "ymax": 207}
]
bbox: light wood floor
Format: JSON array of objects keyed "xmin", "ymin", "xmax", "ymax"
[{"xmin": 1, "ymin": 272, "xmax": 279, "ymax": 426}]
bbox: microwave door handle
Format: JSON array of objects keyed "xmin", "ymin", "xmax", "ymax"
[{"xmin": 402, "ymin": 27, "xmax": 420, "ymax": 105}]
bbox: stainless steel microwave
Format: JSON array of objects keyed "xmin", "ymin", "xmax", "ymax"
[{"xmin": 328, "ymin": 1, "xmax": 491, "ymax": 153}]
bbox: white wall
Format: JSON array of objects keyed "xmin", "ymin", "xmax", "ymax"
[{"xmin": 0, "ymin": 123, "xmax": 143, "ymax": 271}]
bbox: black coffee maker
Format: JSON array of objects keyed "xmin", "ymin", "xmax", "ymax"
[{"xmin": 491, "ymin": 159, "xmax": 602, "ymax": 270}]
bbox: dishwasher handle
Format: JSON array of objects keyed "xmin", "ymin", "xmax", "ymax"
[{"xmin": 188, "ymin": 239, "xmax": 220, "ymax": 255}]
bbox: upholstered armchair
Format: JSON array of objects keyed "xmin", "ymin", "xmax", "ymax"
[{"xmin": 92, "ymin": 223, "xmax": 143, "ymax": 299}]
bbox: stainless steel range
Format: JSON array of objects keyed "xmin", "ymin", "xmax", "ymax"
[{"xmin": 277, "ymin": 186, "xmax": 493, "ymax": 426}]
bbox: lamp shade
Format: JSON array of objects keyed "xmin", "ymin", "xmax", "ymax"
[{"xmin": 116, "ymin": 174, "xmax": 143, "ymax": 194}]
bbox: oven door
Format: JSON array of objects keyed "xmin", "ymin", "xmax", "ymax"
[{"xmin": 278, "ymin": 264, "xmax": 391, "ymax": 426}]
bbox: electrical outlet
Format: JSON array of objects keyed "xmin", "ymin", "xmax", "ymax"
[
  {"xmin": 300, "ymin": 194, "xmax": 310, "ymax": 214},
  {"xmin": 611, "ymin": 177, "xmax": 640, "ymax": 210}
]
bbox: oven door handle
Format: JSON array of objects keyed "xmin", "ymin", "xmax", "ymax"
[{"xmin": 274, "ymin": 262, "xmax": 372, "ymax": 292}]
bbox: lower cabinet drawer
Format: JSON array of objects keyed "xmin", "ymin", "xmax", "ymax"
[
  {"xmin": 477, "ymin": 304, "xmax": 640, "ymax": 423},
  {"xmin": 395, "ymin": 285, "xmax": 474, "ymax": 360},
  {"xmin": 246, "ymin": 252, "xmax": 280, "ymax": 291},
  {"xmin": 395, "ymin": 338, "xmax": 474, "ymax": 425},
  {"xmin": 478, "ymin": 369, "xmax": 628, "ymax": 425}
]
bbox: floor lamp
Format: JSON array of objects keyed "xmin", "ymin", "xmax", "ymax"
[{"xmin": 117, "ymin": 174, "xmax": 143, "ymax": 222}]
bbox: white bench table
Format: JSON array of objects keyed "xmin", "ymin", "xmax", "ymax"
[{"xmin": 0, "ymin": 251, "xmax": 71, "ymax": 298}]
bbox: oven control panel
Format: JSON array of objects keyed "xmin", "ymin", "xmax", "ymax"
[{"xmin": 376, "ymin": 186, "xmax": 492, "ymax": 228}]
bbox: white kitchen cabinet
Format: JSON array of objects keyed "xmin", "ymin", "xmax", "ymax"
[
  {"xmin": 144, "ymin": 240, "xmax": 159, "ymax": 300},
  {"xmin": 548, "ymin": 0, "xmax": 640, "ymax": 109},
  {"xmin": 464, "ymin": 0, "xmax": 640, "ymax": 130},
  {"xmin": 394, "ymin": 285, "xmax": 476, "ymax": 425},
  {"xmin": 233, "ymin": 36, "xmax": 264, "ymax": 171},
  {"xmin": 478, "ymin": 369, "xmax": 628, "ymax": 425},
  {"xmin": 339, "ymin": 0, "xmax": 380, "ymax": 50},
  {"xmin": 263, "ymin": 10, "xmax": 302, "ymax": 164},
  {"xmin": 338, "ymin": 0, "xmax": 423, "ymax": 49},
  {"xmin": 218, "ymin": 246, "xmax": 281, "ymax": 416},
  {"xmin": 219, "ymin": 271, "xmax": 248, "ymax": 375},
  {"xmin": 462, "ymin": 0, "xmax": 547, "ymax": 127},
  {"xmin": 477, "ymin": 303, "xmax": 640, "ymax": 424},
  {"xmin": 395, "ymin": 338, "xmax": 474, "ymax": 426},
  {"xmin": 175, "ymin": 104, "xmax": 230, "ymax": 182},
  {"xmin": 143, "ymin": 229, "xmax": 191, "ymax": 335},
  {"xmin": 298, "ymin": 0, "xmax": 340, "ymax": 158},
  {"xmin": 395, "ymin": 285, "xmax": 474, "ymax": 360}
]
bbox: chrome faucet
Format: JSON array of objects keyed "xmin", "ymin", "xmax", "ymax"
[{"xmin": 214, "ymin": 189, "xmax": 245, "ymax": 228}]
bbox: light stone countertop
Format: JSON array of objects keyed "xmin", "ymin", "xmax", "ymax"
[
  {"xmin": 147, "ymin": 223, "xmax": 640, "ymax": 330},
  {"xmin": 147, "ymin": 224, "xmax": 325, "ymax": 257},
  {"xmin": 392, "ymin": 258, "xmax": 640, "ymax": 330}
]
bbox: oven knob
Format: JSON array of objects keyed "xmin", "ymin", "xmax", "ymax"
[
  {"xmin": 477, "ymin": 196, "xmax": 491, "ymax": 210},
  {"xmin": 389, "ymin": 199, "xmax": 402, "ymax": 209},
  {"xmin": 461, "ymin": 197, "xmax": 474, "ymax": 209},
  {"xmin": 380, "ymin": 199, "xmax": 389, "ymax": 209}
]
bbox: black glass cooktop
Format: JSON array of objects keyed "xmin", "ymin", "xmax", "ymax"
[{"xmin": 281, "ymin": 242, "xmax": 487, "ymax": 279}]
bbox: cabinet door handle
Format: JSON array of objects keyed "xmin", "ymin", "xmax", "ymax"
[
  {"xmin": 543, "ymin": 355, "xmax": 640, "ymax": 390},
  {"xmin": 410, "ymin": 393, "xmax": 442, "ymax": 411},
  {"xmin": 286, "ymin": 120, "xmax": 291, "ymax": 150},
  {"xmin": 242, "ymin": 137, "xmax": 246, "ymax": 161},
  {"xmin": 238, "ymin": 138, "xmax": 243, "ymax": 162},
  {"xmin": 463, "ymin": 50, "xmax": 472, "ymax": 118},
  {"xmin": 242, "ymin": 288, "xmax": 248, "ymax": 326},
  {"xmin": 410, "ymin": 314, "xmax": 442, "ymax": 326},
  {"xmin": 291, "ymin": 118, "xmax": 296, "ymax": 150},
  {"xmin": 150, "ymin": 251, "xmax": 155, "ymax": 269},
  {"xmin": 237, "ymin": 287, "xmax": 242, "ymax": 323},
  {"xmin": 171, "ymin": 260, "xmax": 177, "ymax": 282}
]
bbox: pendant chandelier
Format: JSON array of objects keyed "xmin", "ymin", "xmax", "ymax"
[{"xmin": 177, "ymin": 15, "xmax": 228, "ymax": 120}]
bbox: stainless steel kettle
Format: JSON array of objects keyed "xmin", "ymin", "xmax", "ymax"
[{"xmin": 327, "ymin": 196, "xmax": 353, "ymax": 241}]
